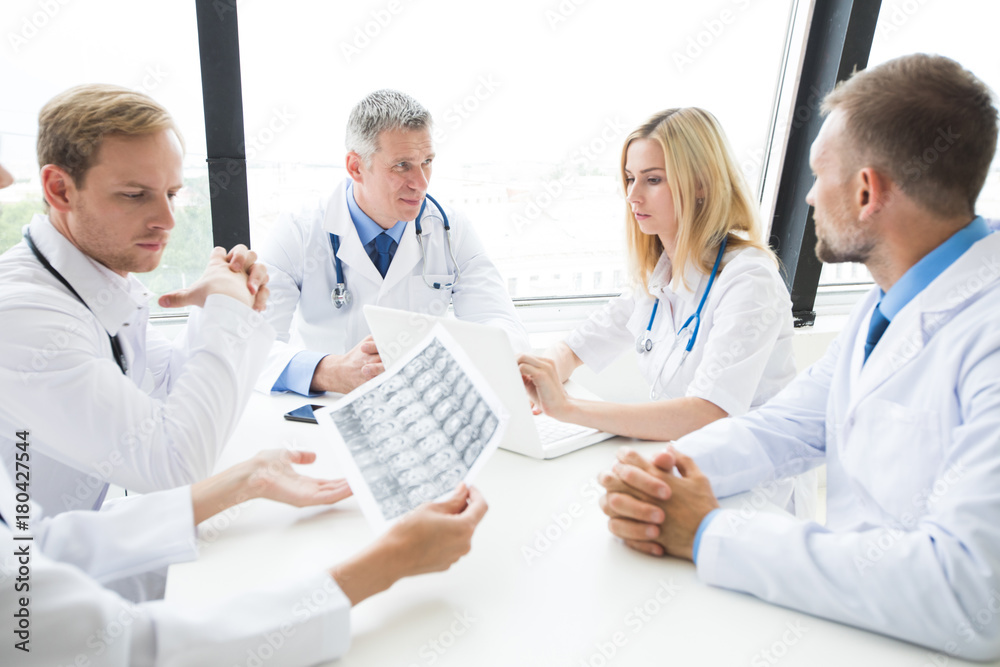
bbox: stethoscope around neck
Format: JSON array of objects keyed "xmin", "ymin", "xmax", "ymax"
[
  {"xmin": 636, "ymin": 236, "xmax": 728, "ymax": 396},
  {"xmin": 330, "ymin": 193, "xmax": 462, "ymax": 309},
  {"xmin": 23, "ymin": 229, "xmax": 129, "ymax": 375}
]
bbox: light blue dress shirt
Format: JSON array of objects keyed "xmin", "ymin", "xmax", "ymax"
[
  {"xmin": 878, "ymin": 216, "xmax": 990, "ymax": 321},
  {"xmin": 692, "ymin": 216, "xmax": 992, "ymax": 563},
  {"xmin": 271, "ymin": 183, "xmax": 408, "ymax": 394},
  {"xmin": 345, "ymin": 181, "xmax": 408, "ymax": 249}
]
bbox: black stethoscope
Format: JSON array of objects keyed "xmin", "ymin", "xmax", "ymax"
[
  {"xmin": 636, "ymin": 236, "xmax": 728, "ymax": 370},
  {"xmin": 23, "ymin": 229, "xmax": 129, "ymax": 375},
  {"xmin": 329, "ymin": 193, "xmax": 461, "ymax": 309}
]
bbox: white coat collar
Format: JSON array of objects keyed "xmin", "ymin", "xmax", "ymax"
[
  {"xmin": 648, "ymin": 252, "xmax": 705, "ymax": 305},
  {"xmin": 27, "ymin": 214, "xmax": 149, "ymax": 336},
  {"xmin": 381, "ymin": 216, "xmax": 422, "ymax": 292},
  {"xmin": 322, "ymin": 179, "xmax": 384, "ymax": 287},
  {"xmin": 851, "ymin": 232, "xmax": 1000, "ymax": 408},
  {"xmin": 321, "ymin": 179, "xmax": 434, "ymax": 294}
]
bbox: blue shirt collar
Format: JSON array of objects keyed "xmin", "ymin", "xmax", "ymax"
[
  {"xmin": 346, "ymin": 181, "xmax": 407, "ymax": 247},
  {"xmin": 878, "ymin": 216, "xmax": 992, "ymax": 320}
]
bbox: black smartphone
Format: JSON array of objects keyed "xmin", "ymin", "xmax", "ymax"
[{"xmin": 283, "ymin": 404, "xmax": 325, "ymax": 424}]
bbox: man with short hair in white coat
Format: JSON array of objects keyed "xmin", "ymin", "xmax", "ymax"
[
  {"xmin": 0, "ymin": 150, "xmax": 491, "ymax": 665},
  {"xmin": 258, "ymin": 89, "xmax": 528, "ymax": 396},
  {"xmin": 598, "ymin": 54, "xmax": 1000, "ymax": 659},
  {"xmin": 0, "ymin": 85, "xmax": 274, "ymax": 523}
]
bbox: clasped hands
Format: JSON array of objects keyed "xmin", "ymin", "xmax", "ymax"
[
  {"xmin": 598, "ymin": 446, "xmax": 719, "ymax": 561},
  {"xmin": 159, "ymin": 244, "xmax": 270, "ymax": 312}
]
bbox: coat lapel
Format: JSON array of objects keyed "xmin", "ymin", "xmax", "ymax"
[
  {"xmin": 848, "ymin": 303, "xmax": 925, "ymax": 412},
  {"xmin": 847, "ymin": 233, "xmax": 1000, "ymax": 412},
  {"xmin": 381, "ymin": 222, "xmax": 420, "ymax": 294},
  {"xmin": 322, "ymin": 182, "xmax": 383, "ymax": 288}
]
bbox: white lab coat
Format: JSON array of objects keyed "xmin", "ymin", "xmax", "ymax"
[
  {"xmin": 0, "ymin": 467, "xmax": 350, "ymax": 666},
  {"xmin": 566, "ymin": 246, "xmax": 796, "ymax": 415},
  {"xmin": 257, "ymin": 179, "xmax": 528, "ymax": 392},
  {"xmin": 0, "ymin": 215, "xmax": 276, "ymax": 518},
  {"xmin": 567, "ymin": 245, "xmax": 814, "ymax": 517},
  {"xmin": 684, "ymin": 232, "xmax": 1000, "ymax": 659}
]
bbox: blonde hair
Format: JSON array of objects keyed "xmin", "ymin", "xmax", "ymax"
[
  {"xmin": 37, "ymin": 83, "xmax": 183, "ymax": 187},
  {"xmin": 622, "ymin": 108, "xmax": 770, "ymax": 292}
]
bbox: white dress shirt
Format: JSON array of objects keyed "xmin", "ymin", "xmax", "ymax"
[
  {"xmin": 0, "ymin": 215, "xmax": 276, "ymax": 518},
  {"xmin": 684, "ymin": 232, "xmax": 1000, "ymax": 660},
  {"xmin": 0, "ymin": 465, "xmax": 350, "ymax": 666}
]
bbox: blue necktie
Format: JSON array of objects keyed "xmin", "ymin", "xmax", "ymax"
[
  {"xmin": 863, "ymin": 304, "xmax": 890, "ymax": 364},
  {"xmin": 370, "ymin": 232, "xmax": 397, "ymax": 278}
]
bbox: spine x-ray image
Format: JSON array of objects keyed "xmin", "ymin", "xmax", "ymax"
[{"xmin": 326, "ymin": 334, "xmax": 503, "ymax": 523}]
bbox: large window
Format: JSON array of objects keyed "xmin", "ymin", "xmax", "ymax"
[
  {"xmin": 237, "ymin": 0, "xmax": 797, "ymax": 299},
  {"xmin": 0, "ymin": 0, "xmax": 213, "ymax": 314},
  {"xmin": 817, "ymin": 0, "xmax": 1000, "ymax": 289},
  {"xmin": 8, "ymin": 3, "xmax": 995, "ymax": 314}
]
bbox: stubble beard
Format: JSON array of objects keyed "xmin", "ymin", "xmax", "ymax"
[
  {"xmin": 813, "ymin": 204, "xmax": 875, "ymax": 265},
  {"xmin": 73, "ymin": 199, "xmax": 164, "ymax": 275}
]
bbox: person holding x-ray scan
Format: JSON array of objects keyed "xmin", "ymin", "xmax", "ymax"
[{"xmin": 258, "ymin": 89, "xmax": 527, "ymax": 396}]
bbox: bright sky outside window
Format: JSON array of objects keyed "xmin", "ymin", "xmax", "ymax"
[{"xmin": 237, "ymin": 0, "xmax": 795, "ymax": 299}]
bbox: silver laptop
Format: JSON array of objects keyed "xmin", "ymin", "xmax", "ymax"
[{"xmin": 364, "ymin": 305, "xmax": 614, "ymax": 459}]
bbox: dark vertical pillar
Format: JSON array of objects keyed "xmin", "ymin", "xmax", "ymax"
[
  {"xmin": 195, "ymin": 0, "xmax": 250, "ymax": 248},
  {"xmin": 768, "ymin": 0, "xmax": 882, "ymax": 326}
]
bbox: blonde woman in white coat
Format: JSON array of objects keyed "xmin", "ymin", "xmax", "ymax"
[{"xmin": 518, "ymin": 109, "xmax": 814, "ymax": 513}]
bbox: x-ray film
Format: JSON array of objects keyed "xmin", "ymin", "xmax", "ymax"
[{"xmin": 317, "ymin": 324, "xmax": 507, "ymax": 530}]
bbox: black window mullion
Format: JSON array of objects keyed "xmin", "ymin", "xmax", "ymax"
[
  {"xmin": 768, "ymin": 0, "xmax": 882, "ymax": 327},
  {"xmin": 195, "ymin": 0, "xmax": 250, "ymax": 249}
]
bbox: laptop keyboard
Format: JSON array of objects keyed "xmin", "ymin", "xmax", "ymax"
[{"xmin": 534, "ymin": 413, "xmax": 599, "ymax": 445}]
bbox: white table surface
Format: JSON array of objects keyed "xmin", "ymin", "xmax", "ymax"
[{"xmin": 166, "ymin": 392, "xmax": 993, "ymax": 667}]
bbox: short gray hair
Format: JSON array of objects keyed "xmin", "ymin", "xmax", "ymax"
[{"xmin": 345, "ymin": 89, "xmax": 432, "ymax": 166}]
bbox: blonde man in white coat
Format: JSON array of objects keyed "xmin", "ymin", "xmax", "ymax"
[
  {"xmin": 0, "ymin": 154, "xmax": 489, "ymax": 665},
  {"xmin": 258, "ymin": 89, "xmax": 527, "ymax": 396},
  {"xmin": 0, "ymin": 85, "xmax": 273, "ymax": 523},
  {"xmin": 598, "ymin": 54, "xmax": 1000, "ymax": 660}
]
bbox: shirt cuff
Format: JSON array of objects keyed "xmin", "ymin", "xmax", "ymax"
[
  {"xmin": 272, "ymin": 350, "xmax": 328, "ymax": 396},
  {"xmin": 692, "ymin": 508, "xmax": 721, "ymax": 564}
]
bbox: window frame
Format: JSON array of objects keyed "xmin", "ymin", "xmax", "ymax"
[
  {"xmin": 194, "ymin": 0, "xmax": 882, "ymax": 321},
  {"xmin": 763, "ymin": 0, "xmax": 883, "ymax": 327}
]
